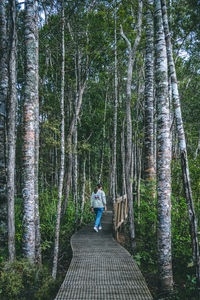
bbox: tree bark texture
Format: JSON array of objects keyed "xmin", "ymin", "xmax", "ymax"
[
  {"xmin": 155, "ymin": 0, "xmax": 173, "ymax": 294},
  {"xmin": 120, "ymin": 0, "xmax": 143, "ymax": 252},
  {"xmin": 161, "ymin": 0, "xmax": 200, "ymax": 286},
  {"xmin": 144, "ymin": 0, "xmax": 155, "ymax": 183},
  {"xmin": 194, "ymin": 129, "xmax": 200, "ymax": 160},
  {"xmin": 73, "ymin": 115, "xmax": 78, "ymax": 229},
  {"xmin": 7, "ymin": 0, "xmax": 17, "ymax": 262},
  {"xmin": 111, "ymin": 5, "xmax": 118, "ymax": 203},
  {"xmin": 0, "ymin": 0, "xmax": 8, "ymax": 246},
  {"xmin": 34, "ymin": 0, "xmax": 41, "ymax": 265},
  {"xmin": 80, "ymin": 159, "xmax": 86, "ymax": 224},
  {"xmin": 22, "ymin": 0, "xmax": 37, "ymax": 263},
  {"xmin": 99, "ymin": 93, "xmax": 107, "ymax": 183},
  {"xmin": 52, "ymin": 1, "xmax": 65, "ymax": 279},
  {"xmin": 62, "ymin": 151, "xmax": 73, "ymax": 214},
  {"xmin": 121, "ymin": 119, "xmax": 126, "ymax": 196}
]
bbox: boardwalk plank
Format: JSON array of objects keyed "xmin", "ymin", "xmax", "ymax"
[{"xmin": 55, "ymin": 211, "xmax": 153, "ymax": 300}]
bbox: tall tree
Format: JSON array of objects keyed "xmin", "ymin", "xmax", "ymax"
[
  {"xmin": 144, "ymin": 0, "xmax": 155, "ymax": 184},
  {"xmin": 34, "ymin": 0, "xmax": 41, "ymax": 265},
  {"xmin": 0, "ymin": 0, "xmax": 8, "ymax": 246},
  {"xmin": 120, "ymin": 0, "xmax": 143, "ymax": 251},
  {"xmin": 155, "ymin": 0, "xmax": 173, "ymax": 294},
  {"xmin": 80, "ymin": 158, "xmax": 86, "ymax": 225},
  {"xmin": 22, "ymin": 0, "xmax": 37, "ymax": 262},
  {"xmin": 52, "ymin": 0, "xmax": 65, "ymax": 279},
  {"xmin": 161, "ymin": 0, "xmax": 200, "ymax": 287},
  {"xmin": 111, "ymin": 1, "xmax": 118, "ymax": 203},
  {"xmin": 7, "ymin": 0, "xmax": 17, "ymax": 262}
]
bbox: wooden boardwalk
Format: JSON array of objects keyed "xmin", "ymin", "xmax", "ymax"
[{"xmin": 55, "ymin": 210, "xmax": 153, "ymax": 300}]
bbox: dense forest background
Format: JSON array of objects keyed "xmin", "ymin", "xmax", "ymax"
[{"xmin": 0, "ymin": 0, "xmax": 200, "ymax": 299}]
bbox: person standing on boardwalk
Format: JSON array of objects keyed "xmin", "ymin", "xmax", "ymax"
[{"xmin": 91, "ymin": 183, "xmax": 107, "ymax": 232}]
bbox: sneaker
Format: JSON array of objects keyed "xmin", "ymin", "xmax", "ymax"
[
  {"xmin": 99, "ymin": 226, "xmax": 102, "ymax": 230},
  {"xmin": 94, "ymin": 226, "xmax": 98, "ymax": 232}
]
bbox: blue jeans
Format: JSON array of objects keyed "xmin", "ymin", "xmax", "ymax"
[{"xmin": 94, "ymin": 208, "xmax": 104, "ymax": 227}]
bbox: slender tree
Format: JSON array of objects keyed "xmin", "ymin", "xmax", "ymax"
[
  {"xmin": 155, "ymin": 0, "xmax": 173, "ymax": 294},
  {"xmin": 111, "ymin": 1, "xmax": 118, "ymax": 204},
  {"xmin": 52, "ymin": 0, "xmax": 65, "ymax": 279},
  {"xmin": 80, "ymin": 158, "xmax": 86, "ymax": 224},
  {"xmin": 34, "ymin": 0, "xmax": 41, "ymax": 264},
  {"xmin": 144, "ymin": 0, "xmax": 155, "ymax": 184},
  {"xmin": 161, "ymin": 0, "xmax": 200, "ymax": 287},
  {"xmin": 99, "ymin": 93, "xmax": 107, "ymax": 183},
  {"xmin": 7, "ymin": 0, "xmax": 17, "ymax": 262},
  {"xmin": 0, "ymin": 0, "xmax": 8, "ymax": 245},
  {"xmin": 120, "ymin": 0, "xmax": 143, "ymax": 251},
  {"xmin": 22, "ymin": 0, "xmax": 37, "ymax": 262}
]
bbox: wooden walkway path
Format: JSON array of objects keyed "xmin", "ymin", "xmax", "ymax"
[{"xmin": 55, "ymin": 210, "xmax": 153, "ymax": 300}]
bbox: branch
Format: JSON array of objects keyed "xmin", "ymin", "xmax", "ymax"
[{"xmin": 120, "ymin": 24, "xmax": 132, "ymax": 52}]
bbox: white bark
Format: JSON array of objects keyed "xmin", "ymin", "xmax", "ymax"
[
  {"xmin": 52, "ymin": 1, "xmax": 65, "ymax": 279},
  {"xmin": 7, "ymin": 0, "xmax": 17, "ymax": 261},
  {"xmin": 0, "ymin": 0, "xmax": 8, "ymax": 247},
  {"xmin": 99, "ymin": 93, "xmax": 107, "ymax": 183},
  {"xmin": 120, "ymin": 0, "xmax": 143, "ymax": 252},
  {"xmin": 161, "ymin": 0, "xmax": 200, "ymax": 287},
  {"xmin": 155, "ymin": 0, "xmax": 173, "ymax": 294},
  {"xmin": 144, "ymin": 0, "xmax": 155, "ymax": 183},
  {"xmin": 22, "ymin": 0, "xmax": 37, "ymax": 263},
  {"xmin": 34, "ymin": 0, "xmax": 41, "ymax": 265},
  {"xmin": 80, "ymin": 159, "xmax": 86, "ymax": 225},
  {"xmin": 111, "ymin": 3, "xmax": 118, "ymax": 204}
]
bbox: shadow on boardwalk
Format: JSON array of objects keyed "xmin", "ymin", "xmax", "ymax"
[{"xmin": 55, "ymin": 210, "xmax": 153, "ymax": 300}]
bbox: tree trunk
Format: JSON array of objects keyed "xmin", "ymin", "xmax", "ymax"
[
  {"xmin": 80, "ymin": 158, "xmax": 86, "ymax": 225},
  {"xmin": 194, "ymin": 129, "xmax": 200, "ymax": 160},
  {"xmin": 121, "ymin": 119, "xmax": 126, "ymax": 196},
  {"xmin": 7, "ymin": 0, "xmax": 17, "ymax": 262},
  {"xmin": 73, "ymin": 114, "xmax": 78, "ymax": 229},
  {"xmin": 22, "ymin": 0, "xmax": 37, "ymax": 263},
  {"xmin": 111, "ymin": 4, "xmax": 118, "ymax": 204},
  {"xmin": 155, "ymin": 0, "xmax": 173, "ymax": 294},
  {"xmin": 144, "ymin": 0, "xmax": 155, "ymax": 184},
  {"xmin": 62, "ymin": 150, "xmax": 72, "ymax": 214},
  {"xmin": 52, "ymin": 1, "xmax": 65, "ymax": 279},
  {"xmin": 161, "ymin": 0, "xmax": 200, "ymax": 287},
  {"xmin": 34, "ymin": 0, "xmax": 41, "ymax": 265},
  {"xmin": 99, "ymin": 93, "xmax": 107, "ymax": 183},
  {"xmin": 120, "ymin": 0, "xmax": 143, "ymax": 252},
  {"xmin": 0, "ymin": 0, "xmax": 8, "ymax": 248}
]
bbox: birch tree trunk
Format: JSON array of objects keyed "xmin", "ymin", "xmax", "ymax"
[
  {"xmin": 144, "ymin": 0, "xmax": 155, "ymax": 184},
  {"xmin": 99, "ymin": 93, "xmax": 107, "ymax": 183},
  {"xmin": 161, "ymin": 0, "xmax": 200, "ymax": 287},
  {"xmin": 62, "ymin": 151, "xmax": 72, "ymax": 214},
  {"xmin": 73, "ymin": 113, "xmax": 78, "ymax": 229},
  {"xmin": 155, "ymin": 0, "xmax": 173, "ymax": 294},
  {"xmin": 34, "ymin": 0, "xmax": 41, "ymax": 264},
  {"xmin": 120, "ymin": 0, "xmax": 143, "ymax": 252},
  {"xmin": 80, "ymin": 158, "xmax": 86, "ymax": 225},
  {"xmin": 52, "ymin": 1, "xmax": 65, "ymax": 279},
  {"xmin": 7, "ymin": 0, "xmax": 17, "ymax": 262},
  {"xmin": 111, "ymin": 4, "xmax": 118, "ymax": 204},
  {"xmin": 0, "ymin": 0, "xmax": 8, "ymax": 246},
  {"xmin": 194, "ymin": 129, "xmax": 200, "ymax": 160},
  {"xmin": 121, "ymin": 119, "xmax": 126, "ymax": 196},
  {"xmin": 22, "ymin": 0, "xmax": 37, "ymax": 262}
]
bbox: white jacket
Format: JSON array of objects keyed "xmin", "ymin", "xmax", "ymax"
[{"xmin": 90, "ymin": 190, "xmax": 106, "ymax": 208}]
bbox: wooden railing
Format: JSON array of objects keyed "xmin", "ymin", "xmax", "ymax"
[{"xmin": 114, "ymin": 194, "xmax": 128, "ymax": 241}]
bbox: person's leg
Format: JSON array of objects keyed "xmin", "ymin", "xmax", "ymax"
[{"xmin": 95, "ymin": 208, "xmax": 103, "ymax": 227}]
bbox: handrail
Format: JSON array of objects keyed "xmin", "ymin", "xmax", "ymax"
[{"xmin": 114, "ymin": 194, "xmax": 128, "ymax": 241}]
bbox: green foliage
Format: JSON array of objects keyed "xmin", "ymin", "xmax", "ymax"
[{"xmin": 0, "ymin": 260, "xmax": 60, "ymax": 300}]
